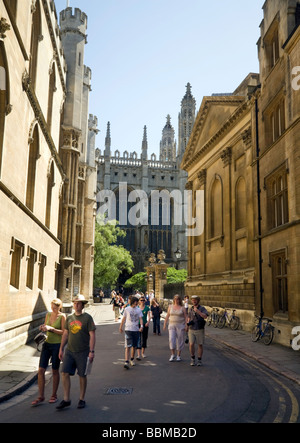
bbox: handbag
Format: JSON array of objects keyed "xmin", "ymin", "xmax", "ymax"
[{"xmin": 34, "ymin": 331, "xmax": 47, "ymax": 351}]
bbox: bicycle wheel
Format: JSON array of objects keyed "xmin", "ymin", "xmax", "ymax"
[
  {"xmin": 230, "ymin": 316, "xmax": 240, "ymax": 330},
  {"xmin": 263, "ymin": 325, "xmax": 274, "ymax": 345},
  {"xmin": 218, "ymin": 315, "xmax": 226, "ymax": 329},
  {"xmin": 251, "ymin": 325, "xmax": 260, "ymax": 342},
  {"xmin": 212, "ymin": 314, "xmax": 219, "ymax": 328},
  {"xmin": 206, "ymin": 315, "xmax": 212, "ymax": 326}
]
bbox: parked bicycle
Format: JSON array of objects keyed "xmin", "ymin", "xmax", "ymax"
[
  {"xmin": 217, "ymin": 308, "xmax": 240, "ymax": 330},
  {"xmin": 251, "ymin": 315, "xmax": 274, "ymax": 345},
  {"xmin": 206, "ymin": 307, "xmax": 220, "ymax": 328}
]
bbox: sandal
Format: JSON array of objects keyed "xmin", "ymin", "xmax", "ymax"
[
  {"xmin": 31, "ymin": 397, "xmax": 45, "ymax": 407},
  {"xmin": 49, "ymin": 395, "xmax": 57, "ymax": 404}
]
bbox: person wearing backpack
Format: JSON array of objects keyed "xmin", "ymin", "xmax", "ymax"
[{"xmin": 187, "ymin": 295, "xmax": 208, "ymax": 367}]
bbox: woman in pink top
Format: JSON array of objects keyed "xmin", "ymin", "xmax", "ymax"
[{"xmin": 163, "ymin": 295, "xmax": 188, "ymax": 361}]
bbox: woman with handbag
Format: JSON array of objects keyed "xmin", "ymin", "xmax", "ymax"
[{"xmin": 31, "ymin": 298, "xmax": 66, "ymax": 406}]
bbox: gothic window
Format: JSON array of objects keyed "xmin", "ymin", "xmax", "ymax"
[
  {"xmin": 210, "ymin": 176, "xmax": 223, "ymax": 239},
  {"xmin": 26, "ymin": 247, "xmax": 37, "ymax": 290},
  {"xmin": 45, "ymin": 161, "xmax": 55, "ymax": 229},
  {"xmin": 26, "ymin": 125, "xmax": 40, "ymax": 211},
  {"xmin": 6, "ymin": 0, "xmax": 18, "ymax": 18},
  {"xmin": 265, "ymin": 97, "xmax": 285, "ymax": 146},
  {"xmin": 235, "ymin": 177, "xmax": 246, "ymax": 230},
  {"xmin": 265, "ymin": 164, "xmax": 289, "ymax": 230},
  {"xmin": 270, "ymin": 250, "xmax": 288, "ymax": 314},
  {"xmin": 264, "ymin": 20, "xmax": 279, "ymax": 72},
  {"xmin": 38, "ymin": 253, "xmax": 47, "ymax": 290},
  {"xmin": 0, "ymin": 42, "xmax": 9, "ymax": 177},
  {"xmin": 47, "ymin": 63, "xmax": 56, "ymax": 132},
  {"xmin": 29, "ymin": 0, "xmax": 41, "ymax": 90},
  {"xmin": 10, "ymin": 238, "xmax": 24, "ymax": 289}
]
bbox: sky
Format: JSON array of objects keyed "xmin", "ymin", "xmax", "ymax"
[{"xmin": 54, "ymin": 0, "xmax": 263, "ymax": 157}]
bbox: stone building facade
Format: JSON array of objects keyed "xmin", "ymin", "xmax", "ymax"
[
  {"xmin": 0, "ymin": 0, "xmax": 97, "ymax": 358},
  {"xmin": 96, "ymin": 84, "xmax": 196, "ymax": 273},
  {"xmin": 182, "ymin": 0, "xmax": 300, "ymax": 346}
]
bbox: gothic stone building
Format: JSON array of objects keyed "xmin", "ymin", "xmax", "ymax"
[
  {"xmin": 0, "ymin": 1, "xmax": 97, "ymax": 358},
  {"xmin": 182, "ymin": 0, "xmax": 300, "ymax": 346},
  {"xmin": 96, "ymin": 84, "xmax": 196, "ymax": 273}
]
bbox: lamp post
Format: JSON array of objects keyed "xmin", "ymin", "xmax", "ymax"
[{"xmin": 174, "ymin": 248, "xmax": 182, "ymax": 270}]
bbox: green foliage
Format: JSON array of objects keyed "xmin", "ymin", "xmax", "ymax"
[
  {"xmin": 93, "ymin": 219, "xmax": 134, "ymax": 289},
  {"xmin": 124, "ymin": 272, "xmax": 147, "ymax": 292},
  {"xmin": 166, "ymin": 267, "xmax": 187, "ymax": 284}
]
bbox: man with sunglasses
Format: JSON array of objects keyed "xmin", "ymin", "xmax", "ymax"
[{"xmin": 187, "ymin": 295, "xmax": 208, "ymax": 367}]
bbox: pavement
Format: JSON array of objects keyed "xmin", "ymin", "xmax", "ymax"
[{"xmin": 0, "ymin": 303, "xmax": 300, "ymax": 406}]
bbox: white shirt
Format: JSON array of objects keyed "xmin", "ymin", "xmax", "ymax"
[{"xmin": 123, "ymin": 306, "xmax": 143, "ymax": 332}]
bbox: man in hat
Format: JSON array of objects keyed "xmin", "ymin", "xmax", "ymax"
[
  {"xmin": 187, "ymin": 296, "xmax": 208, "ymax": 367},
  {"xmin": 57, "ymin": 294, "xmax": 96, "ymax": 410}
]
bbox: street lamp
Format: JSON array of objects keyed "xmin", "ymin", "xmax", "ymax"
[
  {"xmin": 174, "ymin": 248, "xmax": 182, "ymax": 269},
  {"xmin": 174, "ymin": 248, "xmax": 182, "ymax": 260}
]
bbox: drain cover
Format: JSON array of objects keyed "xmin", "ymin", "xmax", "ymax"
[{"xmin": 104, "ymin": 387, "xmax": 133, "ymax": 395}]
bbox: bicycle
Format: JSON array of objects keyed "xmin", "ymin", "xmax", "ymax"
[
  {"xmin": 217, "ymin": 308, "xmax": 240, "ymax": 330},
  {"xmin": 206, "ymin": 307, "xmax": 220, "ymax": 328},
  {"xmin": 251, "ymin": 315, "xmax": 274, "ymax": 345}
]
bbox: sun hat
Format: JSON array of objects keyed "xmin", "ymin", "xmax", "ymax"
[{"xmin": 72, "ymin": 294, "xmax": 89, "ymax": 305}]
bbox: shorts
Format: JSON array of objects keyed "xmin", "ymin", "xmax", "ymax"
[
  {"xmin": 124, "ymin": 330, "xmax": 139, "ymax": 348},
  {"xmin": 188, "ymin": 329, "xmax": 205, "ymax": 346},
  {"xmin": 39, "ymin": 342, "xmax": 61, "ymax": 371},
  {"xmin": 61, "ymin": 348, "xmax": 89, "ymax": 377}
]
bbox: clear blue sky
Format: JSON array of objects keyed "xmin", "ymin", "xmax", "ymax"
[{"xmin": 55, "ymin": 0, "xmax": 263, "ymax": 157}]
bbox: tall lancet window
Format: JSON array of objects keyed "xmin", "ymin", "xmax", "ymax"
[
  {"xmin": 45, "ymin": 161, "xmax": 55, "ymax": 228},
  {"xmin": 29, "ymin": 0, "xmax": 41, "ymax": 90},
  {"xmin": 47, "ymin": 63, "xmax": 56, "ymax": 132},
  {"xmin": 0, "ymin": 42, "xmax": 9, "ymax": 176},
  {"xmin": 26, "ymin": 125, "xmax": 40, "ymax": 211}
]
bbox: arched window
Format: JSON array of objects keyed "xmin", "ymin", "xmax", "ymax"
[
  {"xmin": 235, "ymin": 177, "xmax": 246, "ymax": 230},
  {"xmin": 0, "ymin": 43, "xmax": 9, "ymax": 176},
  {"xmin": 47, "ymin": 63, "xmax": 56, "ymax": 132},
  {"xmin": 26, "ymin": 125, "xmax": 39, "ymax": 211},
  {"xmin": 210, "ymin": 176, "xmax": 222, "ymax": 238},
  {"xmin": 7, "ymin": 0, "xmax": 18, "ymax": 18},
  {"xmin": 29, "ymin": 0, "xmax": 41, "ymax": 90},
  {"xmin": 45, "ymin": 161, "xmax": 55, "ymax": 228}
]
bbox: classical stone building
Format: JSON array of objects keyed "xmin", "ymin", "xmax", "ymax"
[
  {"xmin": 96, "ymin": 84, "xmax": 196, "ymax": 273},
  {"xmin": 182, "ymin": 0, "xmax": 300, "ymax": 346},
  {"xmin": 255, "ymin": 0, "xmax": 300, "ymax": 345},
  {"xmin": 0, "ymin": 0, "xmax": 97, "ymax": 357}
]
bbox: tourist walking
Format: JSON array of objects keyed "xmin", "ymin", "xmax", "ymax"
[
  {"xmin": 57, "ymin": 294, "xmax": 96, "ymax": 410},
  {"xmin": 136, "ymin": 296, "xmax": 151, "ymax": 359},
  {"xmin": 163, "ymin": 295, "xmax": 187, "ymax": 361},
  {"xmin": 150, "ymin": 298, "xmax": 162, "ymax": 335},
  {"xmin": 187, "ymin": 295, "xmax": 208, "ymax": 366},
  {"xmin": 31, "ymin": 299, "xmax": 66, "ymax": 406},
  {"xmin": 119, "ymin": 296, "xmax": 143, "ymax": 369}
]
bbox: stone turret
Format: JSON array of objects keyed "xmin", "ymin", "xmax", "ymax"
[
  {"xmin": 178, "ymin": 83, "xmax": 196, "ymax": 160},
  {"xmin": 59, "ymin": 7, "xmax": 88, "ymax": 130},
  {"xmin": 160, "ymin": 115, "xmax": 176, "ymax": 162}
]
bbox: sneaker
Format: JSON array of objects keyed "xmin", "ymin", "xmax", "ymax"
[
  {"xmin": 77, "ymin": 399, "xmax": 86, "ymax": 409},
  {"xmin": 197, "ymin": 359, "xmax": 203, "ymax": 366},
  {"xmin": 124, "ymin": 361, "xmax": 129, "ymax": 369},
  {"xmin": 169, "ymin": 355, "xmax": 176, "ymax": 362},
  {"xmin": 176, "ymin": 356, "xmax": 182, "ymax": 362},
  {"xmin": 130, "ymin": 359, "xmax": 135, "ymax": 366},
  {"xmin": 136, "ymin": 356, "xmax": 141, "ymax": 361},
  {"xmin": 56, "ymin": 400, "xmax": 71, "ymax": 410},
  {"xmin": 190, "ymin": 358, "xmax": 196, "ymax": 366}
]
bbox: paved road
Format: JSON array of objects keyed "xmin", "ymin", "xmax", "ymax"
[{"xmin": 1, "ymin": 304, "xmax": 300, "ymax": 424}]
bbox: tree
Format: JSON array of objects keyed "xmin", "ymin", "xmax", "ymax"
[
  {"xmin": 123, "ymin": 272, "xmax": 147, "ymax": 292},
  {"xmin": 93, "ymin": 220, "xmax": 134, "ymax": 289},
  {"xmin": 166, "ymin": 267, "xmax": 187, "ymax": 284}
]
